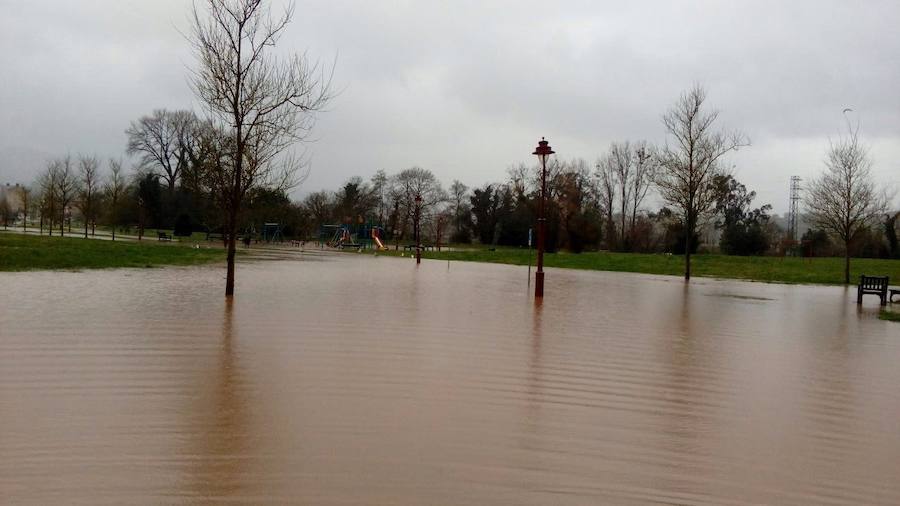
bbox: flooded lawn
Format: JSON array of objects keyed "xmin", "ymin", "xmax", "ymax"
[{"xmin": 2, "ymin": 252, "xmax": 899, "ymax": 504}]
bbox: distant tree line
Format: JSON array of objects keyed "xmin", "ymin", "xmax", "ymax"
[{"xmin": 3, "ymin": 80, "xmax": 896, "ymax": 286}]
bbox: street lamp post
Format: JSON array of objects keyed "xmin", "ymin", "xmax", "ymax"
[
  {"xmin": 414, "ymin": 193, "xmax": 423, "ymax": 264},
  {"xmin": 532, "ymin": 137, "xmax": 554, "ymax": 298}
]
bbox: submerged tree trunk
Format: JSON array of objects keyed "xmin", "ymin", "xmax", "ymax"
[
  {"xmin": 684, "ymin": 213, "xmax": 693, "ymax": 281},
  {"xmin": 844, "ymin": 239, "xmax": 851, "ymax": 285},
  {"xmin": 225, "ymin": 209, "xmax": 237, "ymax": 297},
  {"xmin": 225, "ymin": 234, "xmax": 237, "ymax": 296},
  {"xmin": 684, "ymin": 238, "xmax": 692, "ymax": 281}
]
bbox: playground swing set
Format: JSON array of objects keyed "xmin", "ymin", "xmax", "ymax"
[{"xmin": 319, "ymin": 222, "xmax": 388, "ymax": 250}]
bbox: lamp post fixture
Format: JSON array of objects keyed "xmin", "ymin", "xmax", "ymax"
[
  {"xmin": 532, "ymin": 137, "xmax": 554, "ymax": 298},
  {"xmin": 414, "ymin": 193, "xmax": 423, "ymax": 264}
]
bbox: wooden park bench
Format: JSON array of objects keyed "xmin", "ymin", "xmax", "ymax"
[
  {"xmin": 157, "ymin": 231, "xmax": 172, "ymax": 242},
  {"xmin": 891, "ymin": 288, "xmax": 900, "ymax": 303},
  {"xmin": 404, "ymin": 244, "xmax": 435, "ymax": 252},
  {"xmin": 857, "ymin": 275, "xmax": 888, "ymax": 306}
]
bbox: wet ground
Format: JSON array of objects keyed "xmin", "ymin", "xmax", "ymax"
[{"xmin": 1, "ymin": 251, "xmax": 899, "ymax": 504}]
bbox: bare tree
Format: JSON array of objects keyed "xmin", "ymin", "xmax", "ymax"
[
  {"xmin": 36, "ymin": 158, "xmax": 78, "ymax": 237},
  {"xmin": 430, "ymin": 207, "xmax": 453, "ymax": 250},
  {"xmin": 54, "ymin": 156, "xmax": 79, "ymax": 236},
  {"xmin": 302, "ymin": 190, "xmax": 333, "ymax": 229},
  {"xmin": 371, "ymin": 169, "xmax": 389, "ymax": 226},
  {"xmin": 449, "ymin": 179, "xmax": 469, "ymax": 240},
  {"xmin": 17, "ymin": 185, "xmax": 31, "ymax": 232},
  {"xmin": 398, "ymin": 168, "xmax": 447, "ymax": 222},
  {"xmin": 0, "ymin": 193, "xmax": 10, "ymax": 229},
  {"xmin": 77, "ymin": 155, "xmax": 102, "ymax": 238},
  {"xmin": 630, "ymin": 142, "xmax": 657, "ymax": 237},
  {"xmin": 805, "ymin": 123, "xmax": 886, "ymax": 284},
  {"xmin": 656, "ymin": 85, "xmax": 748, "ymax": 280},
  {"xmin": 36, "ymin": 165, "xmax": 59, "ymax": 236},
  {"xmin": 608, "ymin": 142, "xmax": 634, "ymax": 248},
  {"xmin": 104, "ymin": 159, "xmax": 128, "ymax": 241},
  {"xmin": 126, "ymin": 109, "xmax": 196, "ymax": 194},
  {"xmin": 189, "ymin": 0, "xmax": 333, "ymax": 296},
  {"xmin": 595, "ymin": 156, "xmax": 616, "ymax": 249}
]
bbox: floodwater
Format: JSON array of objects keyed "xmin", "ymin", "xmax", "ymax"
[{"xmin": 2, "ymin": 251, "xmax": 899, "ymax": 505}]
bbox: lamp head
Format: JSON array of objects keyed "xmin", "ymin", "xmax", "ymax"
[{"xmin": 532, "ymin": 137, "xmax": 554, "ymax": 165}]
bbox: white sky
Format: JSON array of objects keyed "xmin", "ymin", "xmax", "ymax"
[{"xmin": 1, "ymin": 0, "xmax": 899, "ymax": 213}]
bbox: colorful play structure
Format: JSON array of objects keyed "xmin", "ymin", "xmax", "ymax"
[
  {"xmin": 319, "ymin": 222, "xmax": 388, "ymax": 250},
  {"xmin": 261, "ymin": 222, "xmax": 284, "ymax": 243}
]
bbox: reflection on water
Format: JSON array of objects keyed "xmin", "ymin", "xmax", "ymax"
[{"xmin": 2, "ymin": 252, "xmax": 900, "ymax": 504}]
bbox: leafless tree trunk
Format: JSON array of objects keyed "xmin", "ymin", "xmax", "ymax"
[
  {"xmin": 51, "ymin": 156, "xmax": 79, "ymax": 237},
  {"xmin": 189, "ymin": 0, "xmax": 333, "ymax": 296},
  {"xmin": 37, "ymin": 162, "xmax": 60, "ymax": 236},
  {"xmin": 105, "ymin": 159, "xmax": 127, "ymax": 241},
  {"xmin": 596, "ymin": 157, "xmax": 617, "ymax": 249},
  {"xmin": 630, "ymin": 142, "xmax": 657, "ymax": 238},
  {"xmin": 607, "ymin": 142, "xmax": 634, "ymax": 249},
  {"xmin": 77, "ymin": 155, "xmax": 101, "ymax": 238},
  {"xmin": 656, "ymin": 85, "xmax": 748, "ymax": 280},
  {"xmin": 450, "ymin": 179, "xmax": 468, "ymax": 240},
  {"xmin": 0, "ymin": 194, "xmax": 10, "ymax": 229},
  {"xmin": 804, "ymin": 122, "xmax": 886, "ymax": 284},
  {"xmin": 389, "ymin": 194, "xmax": 402, "ymax": 250},
  {"xmin": 17, "ymin": 186, "xmax": 31, "ymax": 232},
  {"xmin": 394, "ymin": 167, "xmax": 447, "ymax": 235}
]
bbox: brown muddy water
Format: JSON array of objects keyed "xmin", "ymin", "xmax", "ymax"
[{"xmin": 2, "ymin": 251, "xmax": 899, "ymax": 505}]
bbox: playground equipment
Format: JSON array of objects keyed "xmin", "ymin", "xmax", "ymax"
[
  {"xmin": 333, "ymin": 227, "xmax": 353, "ymax": 248},
  {"xmin": 319, "ymin": 222, "xmax": 386, "ymax": 250},
  {"xmin": 261, "ymin": 223, "xmax": 283, "ymax": 243},
  {"xmin": 321, "ymin": 225, "xmax": 360, "ymax": 249},
  {"xmin": 371, "ymin": 227, "xmax": 387, "ymax": 250}
]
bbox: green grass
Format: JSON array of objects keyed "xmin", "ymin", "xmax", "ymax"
[
  {"xmin": 0, "ymin": 232, "xmax": 226, "ymax": 271},
  {"xmin": 83, "ymin": 225, "xmax": 213, "ymax": 243},
  {"xmin": 879, "ymin": 310, "xmax": 900, "ymax": 322},
  {"xmin": 373, "ymin": 246, "xmax": 900, "ymax": 285}
]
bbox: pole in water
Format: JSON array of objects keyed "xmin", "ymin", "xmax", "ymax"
[{"xmin": 527, "ymin": 227, "xmax": 533, "ymax": 288}]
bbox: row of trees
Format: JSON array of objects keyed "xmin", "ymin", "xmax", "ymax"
[
  {"xmin": 294, "ymin": 84, "xmax": 892, "ymax": 285},
  {"xmin": 4, "ymin": 156, "xmax": 127, "ymax": 240},
  {"xmin": 5, "ymin": 81, "xmax": 891, "ymax": 289},
  {"xmin": 298, "ymin": 158, "xmax": 775, "ymax": 256}
]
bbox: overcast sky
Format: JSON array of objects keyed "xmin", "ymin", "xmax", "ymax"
[{"xmin": 1, "ymin": 0, "xmax": 898, "ymax": 213}]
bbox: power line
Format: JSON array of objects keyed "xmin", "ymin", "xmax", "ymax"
[{"xmin": 788, "ymin": 176, "xmax": 802, "ymax": 243}]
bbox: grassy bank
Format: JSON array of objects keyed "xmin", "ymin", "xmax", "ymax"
[
  {"xmin": 880, "ymin": 310, "xmax": 900, "ymax": 322},
  {"xmin": 374, "ymin": 246, "xmax": 900, "ymax": 285},
  {"xmin": 0, "ymin": 232, "xmax": 225, "ymax": 271}
]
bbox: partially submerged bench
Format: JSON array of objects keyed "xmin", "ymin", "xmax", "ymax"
[
  {"xmin": 891, "ymin": 289, "xmax": 900, "ymax": 303},
  {"xmin": 403, "ymin": 244, "xmax": 435, "ymax": 251},
  {"xmin": 858, "ymin": 275, "xmax": 888, "ymax": 306}
]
